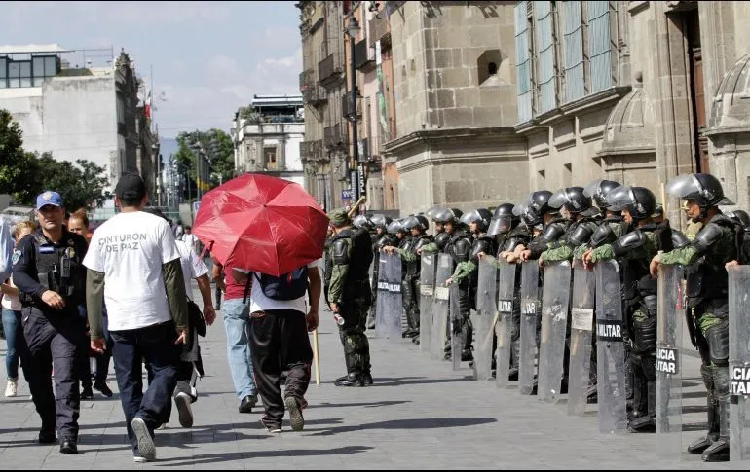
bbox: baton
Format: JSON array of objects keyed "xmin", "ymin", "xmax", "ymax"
[
  {"xmin": 482, "ymin": 310, "xmax": 501, "ymax": 351},
  {"xmin": 313, "ymin": 329, "xmax": 321, "ymax": 386}
]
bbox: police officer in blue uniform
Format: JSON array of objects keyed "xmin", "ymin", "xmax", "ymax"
[{"xmin": 12, "ymin": 191, "xmax": 89, "ymax": 454}]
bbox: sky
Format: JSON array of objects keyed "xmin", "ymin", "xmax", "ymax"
[{"xmin": 0, "ymin": 1, "xmax": 302, "ymax": 139}]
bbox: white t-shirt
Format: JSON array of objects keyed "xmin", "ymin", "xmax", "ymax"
[
  {"xmin": 83, "ymin": 211, "xmax": 181, "ymax": 331},
  {"xmin": 246, "ymin": 260, "xmax": 318, "ymax": 315},
  {"xmin": 175, "ymin": 239, "xmax": 208, "ymax": 301},
  {"xmin": 182, "ymin": 233, "xmax": 198, "ymax": 251}
]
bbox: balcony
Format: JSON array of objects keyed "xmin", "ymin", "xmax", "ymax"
[
  {"xmin": 318, "ymin": 54, "xmax": 343, "ymax": 87},
  {"xmin": 368, "ymin": 14, "xmax": 388, "ymax": 48},
  {"xmin": 355, "ymin": 39, "xmax": 375, "ymax": 70}
]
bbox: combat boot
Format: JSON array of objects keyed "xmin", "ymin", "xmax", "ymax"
[
  {"xmin": 335, "ymin": 373, "xmax": 364, "ymax": 387},
  {"xmin": 701, "ymin": 437, "xmax": 729, "ymax": 462},
  {"xmin": 688, "ymin": 398, "xmax": 720, "ymax": 454},
  {"xmin": 362, "ymin": 371, "xmax": 374, "ymax": 385}
]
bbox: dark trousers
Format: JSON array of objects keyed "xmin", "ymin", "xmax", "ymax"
[
  {"xmin": 81, "ymin": 313, "xmax": 113, "ymax": 388},
  {"xmin": 19, "ymin": 309, "xmax": 87, "ymax": 438},
  {"xmin": 110, "ymin": 320, "xmax": 179, "ymax": 453},
  {"xmin": 249, "ymin": 309, "xmax": 313, "ymax": 426}
]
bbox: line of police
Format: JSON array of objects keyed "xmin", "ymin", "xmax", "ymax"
[{"xmin": 342, "ymin": 172, "xmax": 749, "ymax": 463}]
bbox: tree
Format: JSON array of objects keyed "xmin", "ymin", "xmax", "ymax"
[
  {"xmin": 0, "ymin": 109, "xmax": 40, "ymax": 203},
  {"xmin": 173, "ymin": 128, "xmax": 235, "ymax": 199},
  {"xmin": 35, "ymin": 153, "xmax": 111, "ymax": 210}
]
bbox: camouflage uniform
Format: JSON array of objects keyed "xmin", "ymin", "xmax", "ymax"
[{"xmin": 327, "ymin": 210, "xmax": 374, "ymax": 386}]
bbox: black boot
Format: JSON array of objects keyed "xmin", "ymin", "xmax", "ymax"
[
  {"xmin": 334, "ymin": 373, "xmax": 364, "ymax": 387},
  {"xmin": 362, "ymin": 371, "xmax": 373, "ymax": 386},
  {"xmin": 689, "ymin": 368, "xmax": 719, "ymax": 455},
  {"xmin": 701, "ymin": 437, "xmax": 729, "ymax": 462}
]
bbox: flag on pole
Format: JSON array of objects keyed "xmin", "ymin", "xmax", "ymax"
[{"xmin": 144, "ymin": 90, "xmax": 152, "ymax": 120}]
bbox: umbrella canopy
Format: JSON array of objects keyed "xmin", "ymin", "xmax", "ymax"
[{"xmin": 192, "ymin": 173, "xmax": 329, "ymax": 276}]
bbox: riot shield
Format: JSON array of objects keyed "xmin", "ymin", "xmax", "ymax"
[
  {"xmin": 729, "ymin": 265, "xmax": 750, "ymax": 464},
  {"xmin": 567, "ymin": 261, "xmax": 596, "ymax": 416},
  {"xmin": 495, "ymin": 260, "xmax": 517, "ymax": 389},
  {"xmin": 419, "ymin": 253, "xmax": 436, "ymax": 355},
  {"xmin": 595, "ymin": 260, "xmax": 627, "ymax": 434},
  {"xmin": 431, "ymin": 254, "xmax": 453, "ymax": 361},
  {"xmin": 375, "ymin": 252, "xmax": 402, "ymax": 341},
  {"xmin": 519, "ymin": 262, "xmax": 541, "ymax": 395},
  {"xmin": 450, "ymin": 282, "xmax": 464, "ymax": 371},
  {"xmin": 472, "ymin": 256, "xmax": 498, "ymax": 381},
  {"xmin": 655, "ymin": 264, "xmax": 685, "ymax": 460},
  {"xmin": 537, "ymin": 261, "xmax": 572, "ymax": 404}
]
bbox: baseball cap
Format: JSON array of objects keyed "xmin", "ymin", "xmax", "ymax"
[
  {"xmin": 115, "ymin": 173, "xmax": 146, "ymax": 201},
  {"xmin": 36, "ymin": 191, "xmax": 63, "ymax": 209}
]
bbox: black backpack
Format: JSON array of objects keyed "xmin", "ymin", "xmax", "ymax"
[{"xmin": 243, "ymin": 266, "xmax": 309, "ymax": 302}]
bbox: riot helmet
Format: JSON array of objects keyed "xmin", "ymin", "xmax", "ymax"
[
  {"xmin": 487, "ymin": 203, "xmax": 518, "ymax": 237},
  {"xmin": 513, "ymin": 199, "xmax": 542, "ymax": 228},
  {"xmin": 426, "ymin": 205, "xmax": 448, "ymax": 221},
  {"xmin": 583, "ymin": 179, "xmax": 621, "ymax": 210},
  {"xmin": 666, "ymin": 173, "xmax": 733, "ymax": 208},
  {"xmin": 431, "ymin": 207, "xmax": 463, "ymax": 224},
  {"xmin": 353, "ymin": 214, "xmax": 374, "ymax": 231},
  {"xmin": 369, "ymin": 214, "xmax": 393, "ymax": 232},
  {"xmin": 459, "ymin": 208, "xmax": 493, "ymax": 233},
  {"xmin": 727, "ymin": 209, "xmax": 750, "ymax": 231},
  {"xmin": 528, "ymin": 190, "xmax": 554, "ymax": 216},
  {"xmin": 608, "ymin": 186, "xmax": 656, "ymax": 220},
  {"xmin": 548, "ymin": 186, "xmax": 595, "ymax": 216},
  {"xmin": 386, "ymin": 219, "xmax": 404, "ymax": 235},
  {"xmin": 401, "ymin": 215, "xmax": 430, "ymax": 233}
]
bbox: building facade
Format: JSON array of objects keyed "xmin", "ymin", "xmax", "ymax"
[
  {"xmin": 298, "ymin": 1, "xmax": 750, "ymax": 219},
  {"xmin": 0, "ymin": 46, "xmax": 157, "ymax": 197},
  {"xmin": 231, "ymin": 94, "xmax": 305, "ymax": 188}
]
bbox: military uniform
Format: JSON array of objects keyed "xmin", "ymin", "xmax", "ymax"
[
  {"xmin": 395, "ymin": 218, "xmax": 433, "ymax": 342},
  {"xmin": 327, "ymin": 210, "xmax": 374, "ymax": 387},
  {"xmin": 12, "ymin": 226, "xmax": 89, "ymax": 447}
]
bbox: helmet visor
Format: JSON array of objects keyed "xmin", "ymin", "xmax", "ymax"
[
  {"xmin": 582, "ymin": 179, "xmax": 604, "ymax": 200},
  {"xmin": 547, "ymin": 189, "xmax": 568, "ymax": 209},
  {"xmin": 606, "ymin": 186, "xmax": 634, "ymax": 212},
  {"xmin": 487, "ymin": 216, "xmax": 512, "ymax": 237},
  {"xmin": 666, "ymin": 174, "xmax": 703, "ymax": 201}
]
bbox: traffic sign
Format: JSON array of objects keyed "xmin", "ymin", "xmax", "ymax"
[
  {"xmin": 193, "ymin": 200, "xmax": 201, "ymax": 213},
  {"xmin": 342, "ymin": 189, "xmax": 354, "ymax": 201}
]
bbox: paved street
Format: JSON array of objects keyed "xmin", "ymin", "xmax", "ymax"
[{"xmin": 0, "ymin": 282, "xmax": 733, "ymax": 469}]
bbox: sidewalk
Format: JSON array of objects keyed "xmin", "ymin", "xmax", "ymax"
[{"xmin": 0, "ymin": 282, "xmax": 731, "ymax": 469}]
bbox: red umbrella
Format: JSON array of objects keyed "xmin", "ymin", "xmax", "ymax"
[{"xmin": 192, "ymin": 173, "xmax": 329, "ymax": 276}]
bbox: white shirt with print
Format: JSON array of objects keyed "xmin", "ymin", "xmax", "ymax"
[{"xmin": 83, "ymin": 211, "xmax": 181, "ymax": 331}]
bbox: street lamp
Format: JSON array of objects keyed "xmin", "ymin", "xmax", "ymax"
[{"xmin": 344, "ymin": 14, "xmax": 365, "ymax": 207}]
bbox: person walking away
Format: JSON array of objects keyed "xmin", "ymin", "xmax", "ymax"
[
  {"xmin": 142, "ymin": 207, "xmax": 216, "ymax": 428},
  {"xmin": 67, "ymin": 210, "xmax": 113, "ymax": 398},
  {"xmin": 232, "ymin": 259, "xmax": 320, "ymax": 433},
  {"xmin": 12, "ymin": 191, "xmax": 89, "ymax": 454},
  {"xmin": 1, "ymin": 220, "xmax": 35, "ymax": 397},
  {"xmin": 182, "ymin": 226, "xmax": 198, "ymax": 252},
  {"xmin": 327, "ymin": 209, "xmax": 374, "ymax": 386},
  {"xmin": 83, "ymin": 174, "xmax": 189, "ymax": 462},
  {"xmin": 210, "ymin": 259, "xmax": 259, "ymax": 413}
]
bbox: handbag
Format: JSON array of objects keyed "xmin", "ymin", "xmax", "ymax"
[{"xmin": 187, "ymin": 299, "xmax": 207, "ymax": 337}]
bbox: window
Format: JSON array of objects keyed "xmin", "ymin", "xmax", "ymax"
[
  {"xmin": 562, "ymin": 1, "xmax": 585, "ymax": 102},
  {"xmin": 0, "ymin": 57, "xmax": 6, "ymax": 89},
  {"xmin": 588, "ymin": 1, "xmax": 613, "ymax": 93},
  {"xmin": 1, "ymin": 55, "xmax": 56, "ymax": 88},
  {"xmin": 536, "ymin": 1, "xmax": 556, "ymax": 114},
  {"xmin": 8, "ymin": 61, "xmax": 21, "ymax": 88},
  {"xmin": 514, "ymin": 1, "xmax": 534, "ymax": 122},
  {"xmin": 264, "ymin": 147, "xmax": 277, "ymax": 170},
  {"xmin": 31, "ymin": 56, "xmax": 56, "ymax": 87}
]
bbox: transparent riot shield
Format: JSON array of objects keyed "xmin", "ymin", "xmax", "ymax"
[
  {"xmin": 595, "ymin": 260, "xmax": 627, "ymax": 434},
  {"xmin": 655, "ymin": 264, "xmax": 685, "ymax": 459},
  {"xmin": 472, "ymin": 256, "xmax": 498, "ymax": 381},
  {"xmin": 432, "ymin": 254, "xmax": 453, "ymax": 361},
  {"xmin": 537, "ymin": 261, "xmax": 572, "ymax": 404},
  {"xmin": 567, "ymin": 261, "xmax": 596, "ymax": 416},
  {"xmin": 450, "ymin": 282, "xmax": 464, "ymax": 371},
  {"xmin": 495, "ymin": 261, "xmax": 517, "ymax": 389},
  {"xmin": 729, "ymin": 265, "xmax": 750, "ymax": 465},
  {"xmin": 375, "ymin": 252, "xmax": 402, "ymax": 341},
  {"xmin": 419, "ymin": 253, "xmax": 436, "ymax": 356},
  {"xmin": 519, "ymin": 262, "xmax": 541, "ymax": 395}
]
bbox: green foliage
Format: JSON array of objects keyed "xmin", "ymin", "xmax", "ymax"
[
  {"xmin": 173, "ymin": 128, "xmax": 235, "ymax": 194},
  {"xmin": 0, "ymin": 108, "xmax": 110, "ymax": 209},
  {"xmin": 239, "ymin": 105, "xmax": 259, "ymax": 123}
]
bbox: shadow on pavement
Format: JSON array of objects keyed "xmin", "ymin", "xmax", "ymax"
[
  {"xmin": 313, "ymin": 400, "xmax": 412, "ymax": 409},
  {"xmin": 304, "ymin": 416, "xmax": 497, "ymax": 437},
  {"xmin": 160, "ymin": 445, "xmax": 374, "ymax": 466},
  {"xmin": 365, "ymin": 377, "xmax": 474, "ymax": 387}
]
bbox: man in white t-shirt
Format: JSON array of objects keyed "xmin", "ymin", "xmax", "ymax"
[
  {"xmin": 232, "ymin": 260, "xmax": 320, "ymax": 434},
  {"xmin": 181, "ymin": 226, "xmax": 198, "ymax": 253},
  {"xmin": 83, "ymin": 174, "xmax": 189, "ymax": 463}
]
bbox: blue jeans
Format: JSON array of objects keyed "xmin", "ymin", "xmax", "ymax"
[
  {"xmin": 2, "ymin": 309, "xmax": 20, "ymax": 380},
  {"xmin": 222, "ymin": 298, "xmax": 256, "ymax": 399},
  {"xmin": 110, "ymin": 320, "xmax": 180, "ymax": 454}
]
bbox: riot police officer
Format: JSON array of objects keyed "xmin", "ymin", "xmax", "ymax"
[
  {"xmin": 585, "ymin": 186, "xmax": 671, "ymax": 433},
  {"xmin": 383, "ymin": 215, "xmax": 433, "ymax": 343},
  {"xmin": 12, "ymin": 191, "xmax": 89, "ymax": 454},
  {"xmin": 649, "ymin": 174, "xmax": 742, "ymax": 461},
  {"xmin": 366, "ymin": 214, "xmax": 395, "ymax": 330},
  {"xmin": 327, "ymin": 209, "xmax": 374, "ymax": 387},
  {"xmin": 450, "ymin": 209, "xmax": 495, "ymax": 310}
]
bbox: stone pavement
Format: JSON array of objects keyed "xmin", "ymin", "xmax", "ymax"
[{"xmin": 0, "ymin": 282, "xmax": 733, "ymax": 469}]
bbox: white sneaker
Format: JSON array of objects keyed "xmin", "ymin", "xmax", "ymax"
[
  {"xmin": 174, "ymin": 392, "xmax": 194, "ymax": 428},
  {"xmin": 5, "ymin": 380, "xmax": 18, "ymax": 398},
  {"xmin": 130, "ymin": 418, "xmax": 156, "ymax": 461}
]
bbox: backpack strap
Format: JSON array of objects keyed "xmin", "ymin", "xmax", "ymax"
[{"xmin": 242, "ymin": 272, "xmax": 253, "ymax": 304}]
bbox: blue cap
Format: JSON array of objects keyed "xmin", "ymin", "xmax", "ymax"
[{"xmin": 36, "ymin": 191, "xmax": 63, "ymax": 209}]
